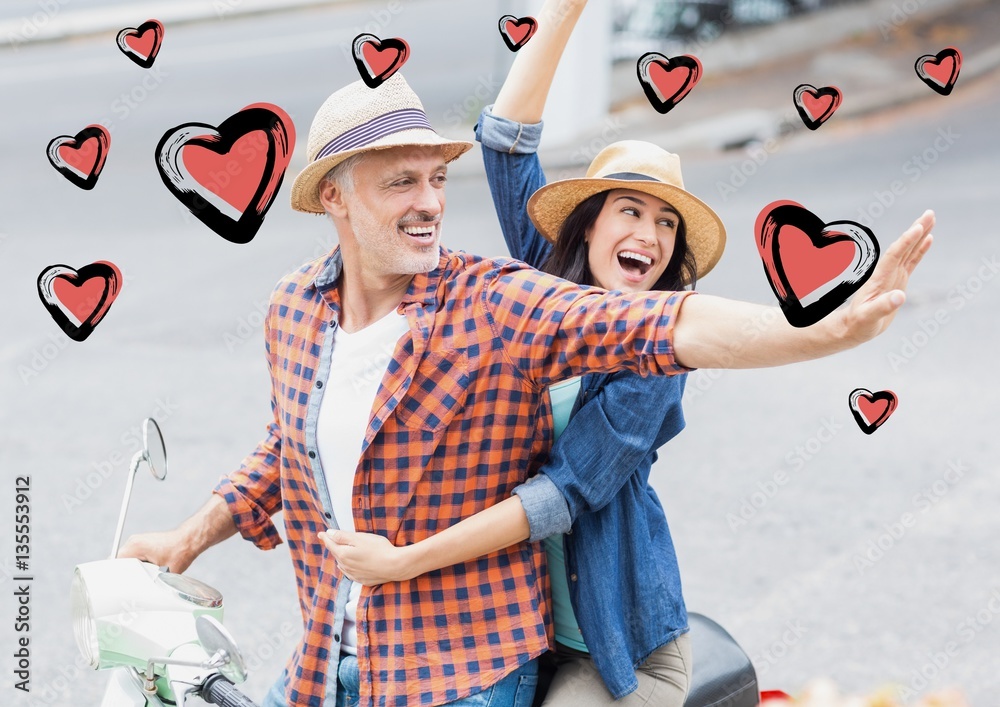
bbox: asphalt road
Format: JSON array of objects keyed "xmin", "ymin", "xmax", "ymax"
[{"xmin": 0, "ymin": 2, "xmax": 998, "ymax": 705}]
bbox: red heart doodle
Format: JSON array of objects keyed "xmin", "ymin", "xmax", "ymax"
[
  {"xmin": 37, "ymin": 261, "xmax": 123, "ymax": 342},
  {"xmin": 849, "ymin": 388, "xmax": 898, "ymax": 435},
  {"xmin": 116, "ymin": 19, "xmax": 164, "ymax": 69},
  {"xmin": 755, "ymin": 200, "xmax": 880, "ymax": 328},
  {"xmin": 352, "ymin": 33, "xmax": 410, "ymax": 89},
  {"xmin": 793, "ymin": 84, "xmax": 843, "ymax": 130},
  {"xmin": 155, "ymin": 103, "xmax": 296, "ymax": 244},
  {"xmin": 637, "ymin": 52, "xmax": 702, "ymax": 114},
  {"xmin": 46, "ymin": 124, "xmax": 111, "ymax": 190},
  {"xmin": 498, "ymin": 15, "xmax": 538, "ymax": 52},
  {"xmin": 915, "ymin": 47, "xmax": 962, "ymax": 96}
]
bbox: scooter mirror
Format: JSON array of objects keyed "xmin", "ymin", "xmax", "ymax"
[
  {"xmin": 195, "ymin": 615, "xmax": 248, "ymax": 685},
  {"xmin": 142, "ymin": 418, "xmax": 168, "ymax": 481}
]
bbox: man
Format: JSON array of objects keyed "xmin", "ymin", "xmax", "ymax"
[{"xmin": 121, "ymin": 74, "xmax": 934, "ymax": 707}]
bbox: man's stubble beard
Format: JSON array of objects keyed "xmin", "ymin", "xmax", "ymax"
[{"xmin": 349, "ymin": 196, "xmax": 441, "ymax": 277}]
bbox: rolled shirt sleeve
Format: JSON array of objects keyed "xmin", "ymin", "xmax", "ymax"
[{"xmin": 513, "ymin": 474, "xmax": 573, "ymax": 541}]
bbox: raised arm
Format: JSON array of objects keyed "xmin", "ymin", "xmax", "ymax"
[
  {"xmin": 475, "ymin": 0, "xmax": 589, "ymax": 267},
  {"xmin": 492, "ymin": 0, "xmax": 588, "ymax": 124}
]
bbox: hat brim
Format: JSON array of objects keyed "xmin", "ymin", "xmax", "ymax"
[
  {"xmin": 527, "ymin": 177, "xmax": 727, "ymax": 282},
  {"xmin": 290, "ymin": 128, "xmax": 474, "ymax": 214}
]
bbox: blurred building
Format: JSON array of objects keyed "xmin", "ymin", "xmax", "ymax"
[{"xmin": 612, "ymin": 0, "xmax": 864, "ymax": 60}]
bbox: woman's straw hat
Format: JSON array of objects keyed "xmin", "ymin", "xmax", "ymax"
[
  {"xmin": 526, "ymin": 141, "xmax": 726, "ymax": 280},
  {"xmin": 290, "ymin": 74, "xmax": 473, "ymax": 214}
]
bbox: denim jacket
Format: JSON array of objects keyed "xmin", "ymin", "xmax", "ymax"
[{"xmin": 475, "ymin": 106, "xmax": 690, "ymax": 699}]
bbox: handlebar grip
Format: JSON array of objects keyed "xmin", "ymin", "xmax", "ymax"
[{"xmin": 200, "ymin": 675, "xmax": 260, "ymax": 707}]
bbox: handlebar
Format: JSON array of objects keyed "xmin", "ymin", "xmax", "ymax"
[{"xmin": 200, "ymin": 674, "xmax": 260, "ymax": 707}]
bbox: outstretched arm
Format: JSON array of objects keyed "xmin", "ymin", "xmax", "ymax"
[
  {"xmin": 671, "ymin": 211, "xmax": 935, "ymax": 369},
  {"xmin": 325, "ymin": 213, "xmax": 936, "ymax": 585}
]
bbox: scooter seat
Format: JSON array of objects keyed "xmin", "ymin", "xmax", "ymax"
[{"xmin": 684, "ymin": 612, "xmax": 759, "ymax": 707}]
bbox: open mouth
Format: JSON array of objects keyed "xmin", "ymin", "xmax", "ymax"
[
  {"xmin": 617, "ymin": 250, "xmax": 654, "ymax": 280},
  {"xmin": 399, "ymin": 222, "xmax": 437, "ymax": 245}
]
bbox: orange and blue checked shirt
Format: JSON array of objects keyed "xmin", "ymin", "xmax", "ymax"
[{"xmin": 214, "ymin": 246, "xmax": 693, "ymax": 707}]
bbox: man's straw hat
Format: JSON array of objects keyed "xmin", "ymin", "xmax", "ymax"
[
  {"xmin": 526, "ymin": 141, "xmax": 726, "ymax": 280},
  {"xmin": 290, "ymin": 74, "xmax": 473, "ymax": 214}
]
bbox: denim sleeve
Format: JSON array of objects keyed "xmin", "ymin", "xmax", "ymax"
[
  {"xmin": 540, "ymin": 372, "xmax": 687, "ymax": 522},
  {"xmin": 473, "ymin": 105, "xmax": 553, "ymax": 269},
  {"xmin": 512, "ymin": 474, "xmax": 573, "ymax": 542}
]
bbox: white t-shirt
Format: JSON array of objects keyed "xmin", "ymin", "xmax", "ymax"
[{"xmin": 316, "ymin": 309, "xmax": 409, "ymax": 655}]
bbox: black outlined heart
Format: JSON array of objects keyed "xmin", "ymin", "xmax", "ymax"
[
  {"xmin": 116, "ymin": 19, "xmax": 165, "ymax": 69},
  {"xmin": 915, "ymin": 47, "xmax": 962, "ymax": 96},
  {"xmin": 352, "ymin": 33, "xmax": 410, "ymax": 89},
  {"xmin": 37, "ymin": 261, "xmax": 122, "ymax": 342},
  {"xmin": 498, "ymin": 15, "xmax": 538, "ymax": 52},
  {"xmin": 155, "ymin": 103, "xmax": 295, "ymax": 245},
  {"xmin": 793, "ymin": 84, "xmax": 843, "ymax": 130},
  {"xmin": 637, "ymin": 52, "xmax": 702, "ymax": 114},
  {"xmin": 755, "ymin": 200, "xmax": 880, "ymax": 328},
  {"xmin": 849, "ymin": 388, "xmax": 898, "ymax": 434},
  {"xmin": 46, "ymin": 124, "xmax": 111, "ymax": 190}
]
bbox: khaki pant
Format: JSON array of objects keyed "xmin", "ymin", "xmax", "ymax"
[{"xmin": 541, "ymin": 634, "xmax": 691, "ymax": 706}]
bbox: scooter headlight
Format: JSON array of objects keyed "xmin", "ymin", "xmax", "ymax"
[
  {"xmin": 71, "ymin": 567, "xmax": 100, "ymax": 668},
  {"xmin": 70, "ymin": 558, "xmax": 225, "ymax": 671}
]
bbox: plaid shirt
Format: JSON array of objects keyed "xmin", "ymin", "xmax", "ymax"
[{"xmin": 215, "ymin": 246, "xmax": 692, "ymax": 707}]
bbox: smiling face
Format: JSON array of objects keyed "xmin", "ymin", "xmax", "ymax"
[
  {"xmin": 585, "ymin": 188, "xmax": 681, "ymax": 292},
  {"xmin": 320, "ymin": 145, "xmax": 449, "ymax": 278}
]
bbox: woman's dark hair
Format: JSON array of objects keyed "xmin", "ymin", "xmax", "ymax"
[{"xmin": 539, "ymin": 190, "xmax": 698, "ymax": 291}]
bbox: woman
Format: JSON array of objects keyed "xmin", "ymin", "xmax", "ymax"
[{"xmin": 321, "ymin": 0, "xmax": 726, "ymax": 704}]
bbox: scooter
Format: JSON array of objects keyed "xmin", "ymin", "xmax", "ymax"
[
  {"xmin": 72, "ymin": 417, "xmax": 776, "ymax": 707},
  {"xmin": 71, "ymin": 417, "xmax": 259, "ymax": 707}
]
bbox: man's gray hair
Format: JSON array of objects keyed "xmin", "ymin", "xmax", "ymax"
[{"xmin": 321, "ymin": 153, "xmax": 366, "ymax": 194}]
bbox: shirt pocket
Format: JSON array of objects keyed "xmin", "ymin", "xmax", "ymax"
[{"xmin": 394, "ymin": 350, "xmax": 470, "ymax": 432}]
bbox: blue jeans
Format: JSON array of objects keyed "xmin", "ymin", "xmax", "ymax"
[{"xmin": 263, "ymin": 655, "xmax": 538, "ymax": 707}]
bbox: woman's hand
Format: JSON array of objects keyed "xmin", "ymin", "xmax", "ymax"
[
  {"xmin": 320, "ymin": 530, "xmax": 415, "ymax": 586},
  {"xmin": 672, "ymin": 210, "xmax": 935, "ymax": 369},
  {"xmin": 832, "ymin": 209, "xmax": 935, "ymax": 347}
]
